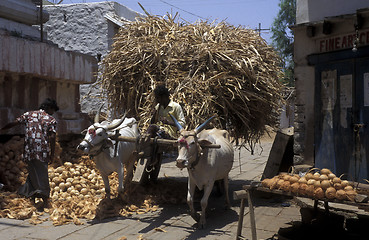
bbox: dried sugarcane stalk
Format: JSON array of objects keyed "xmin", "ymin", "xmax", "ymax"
[{"xmin": 99, "ymin": 13, "xmax": 285, "ymax": 146}]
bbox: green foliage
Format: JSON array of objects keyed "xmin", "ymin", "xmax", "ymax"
[{"xmin": 271, "ymin": 0, "xmax": 296, "ymax": 86}]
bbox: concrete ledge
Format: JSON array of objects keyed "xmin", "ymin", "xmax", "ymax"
[
  {"xmin": 0, "ymin": 0, "xmax": 49, "ymax": 25},
  {"xmin": 0, "ymin": 33, "xmax": 98, "ymax": 83}
]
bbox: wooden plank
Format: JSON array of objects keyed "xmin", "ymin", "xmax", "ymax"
[
  {"xmin": 247, "ymin": 190, "xmax": 257, "ymax": 240},
  {"xmin": 233, "ymin": 190, "xmax": 248, "ymax": 200},
  {"xmin": 113, "ymin": 135, "xmax": 220, "ymax": 148},
  {"xmin": 132, "ymin": 157, "xmax": 148, "ymax": 183},
  {"xmin": 236, "ymin": 198, "xmax": 246, "ymax": 240},
  {"xmin": 261, "ymin": 127, "xmax": 294, "ymax": 180},
  {"xmin": 114, "ymin": 136, "xmax": 176, "ymax": 145},
  {"xmin": 243, "ymin": 184, "xmax": 369, "ymax": 209}
]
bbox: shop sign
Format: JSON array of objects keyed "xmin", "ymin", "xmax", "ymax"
[{"xmin": 317, "ymin": 29, "xmax": 369, "ymax": 53}]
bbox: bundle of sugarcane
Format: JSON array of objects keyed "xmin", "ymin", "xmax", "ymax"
[{"xmin": 100, "ymin": 13, "xmax": 285, "ymax": 144}]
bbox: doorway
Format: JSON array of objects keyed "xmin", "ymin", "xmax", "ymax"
[{"xmin": 310, "ymin": 47, "xmax": 369, "ymax": 182}]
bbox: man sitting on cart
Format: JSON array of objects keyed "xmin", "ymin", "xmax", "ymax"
[
  {"xmin": 148, "ymin": 84, "xmax": 186, "ymax": 139},
  {"xmin": 135, "ymin": 84, "xmax": 185, "ymax": 183}
]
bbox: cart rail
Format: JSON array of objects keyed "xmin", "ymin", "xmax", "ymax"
[{"xmin": 112, "ymin": 135, "xmax": 221, "ymax": 148}]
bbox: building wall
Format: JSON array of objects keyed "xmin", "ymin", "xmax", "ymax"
[
  {"xmin": 0, "ymin": 0, "xmax": 98, "ymax": 137},
  {"xmin": 296, "ymin": 0, "xmax": 369, "ymax": 24},
  {"xmin": 0, "ymin": 31, "xmax": 96, "ymax": 83},
  {"xmin": 0, "ymin": 73, "xmax": 91, "ymax": 136},
  {"xmin": 44, "ymin": 2, "xmax": 143, "ymax": 115},
  {"xmin": 293, "ymin": 1, "xmax": 369, "ymax": 167},
  {"xmin": 0, "ymin": 30, "xmax": 97, "ymax": 135}
]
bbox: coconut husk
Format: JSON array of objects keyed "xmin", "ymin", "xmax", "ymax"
[
  {"xmin": 0, "ymin": 135, "xmax": 189, "ymax": 226},
  {"xmin": 290, "ymin": 182, "xmax": 300, "ymax": 194},
  {"xmin": 305, "ymin": 185, "xmax": 315, "ymax": 198},
  {"xmin": 99, "ymin": 13, "xmax": 284, "ymax": 146},
  {"xmin": 261, "ymin": 178, "xmax": 272, "ymax": 188},
  {"xmin": 280, "ymin": 181, "xmax": 291, "ymax": 192},
  {"xmin": 313, "ymin": 187, "xmax": 325, "ymax": 200},
  {"xmin": 298, "ymin": 183, "xmax": 308, "ymax": 196},
  {"xmin": 336, "ymin": 189, "xmax": 347, "ymax": 200},
  {"xmin": 325, "ymin": 187, "xmax": 336, "ymax": 199},
  {"xmin": 269, "ymin": 176, "xmax": 279, "ymax": 190},
  {"xmin": 0, "ymin": 156, "xmax": 187, "ymax": 226}
]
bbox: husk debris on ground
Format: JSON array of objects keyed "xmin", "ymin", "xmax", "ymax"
[
  {"xmin": 0, "ymin": 157, "xmax": 187, "ymax": 226},
  {"xmin": 0, "ymin": 139, "xmax": 186, "ymax": 226},
  {"xmin": 100, "ymin": 13, "xmax": 285, "ymax": 146}
]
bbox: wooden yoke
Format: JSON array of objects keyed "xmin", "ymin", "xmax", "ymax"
[{"xmin": 112, "ymin": 135, "xmax": 221, "ymax": 148}]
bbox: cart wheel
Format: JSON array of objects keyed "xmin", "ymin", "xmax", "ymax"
[{"xmin": 149, "ymin": 153, "xmax": 162, "ymax": 182}]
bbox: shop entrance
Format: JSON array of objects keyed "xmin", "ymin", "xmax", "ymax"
[{"xmin": 310, "ymin": 47, "xmax": 369, "ymax": 182}]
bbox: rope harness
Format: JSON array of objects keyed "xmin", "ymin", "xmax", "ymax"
[
  {"xmin": 87, "ymin": 140, "xmax": 111, "ymax": 159},
  {"xmin": 190, "ymin": 143, "xmax": 203, "ymax": 170},
  {"xmin": 83, "ymin": 122, "xmax": 135, "ymax": 159},
  {"xmin": 179, "ymin": 136, "xmax": 203, "ymax": 170}
]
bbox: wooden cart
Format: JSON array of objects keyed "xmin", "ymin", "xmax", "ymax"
[
  {"xmin": 111, "ymin": 135, "xmax": 177, "ymax": 185},
  {"xmin": 112, "ymin": 135, "xmax": 220, "ymax": 185}
]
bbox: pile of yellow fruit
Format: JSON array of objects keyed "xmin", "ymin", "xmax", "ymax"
[{"xmin": 261, "ymin": 168, "xmax": 358, "ymax": 202}]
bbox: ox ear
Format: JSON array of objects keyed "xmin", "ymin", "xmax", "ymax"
[
  {"xmin": 108, "ymin": 130, "xmax": 119, "ymax": 138},
  {"xmin": 105, "ymin": 139, "xmax": 114, "ymax": 148},
  {"xmin": 81, "ymin": 129, "xmax": 88, "ymax": 135},
  {"xmin": 198, "ymin": 139, "xmax": 213, "ymax": 147}
]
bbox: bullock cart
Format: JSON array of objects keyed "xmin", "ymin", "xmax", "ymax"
[
  {"xmin": 98, "ymin": 13, "xmax": 286, "ymax": 187},
  {"xmin": 111, "ymin": 134, "xmax": 221, "ymax": 185}
]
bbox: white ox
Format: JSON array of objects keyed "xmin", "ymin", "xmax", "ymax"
[
  {"xmin": 170, "ymin": 115, "xmax": 234, "ymax": 228},
  {"xmin": 77, "ymin": 112, "xmax": 139, "ymax": 198}
]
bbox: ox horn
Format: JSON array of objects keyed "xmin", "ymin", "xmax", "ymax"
[
  {"xmin": 94, "ymin": 104, "xmax": 104, "ymax": 123},
  {"xmin": 195, "ymin": 114, "xmax": 217, "ymax": 133},
  {"xmin": 169, "ymin": 113, "xmax": 184, "ymax": 131},
  {"xmin": 106, "ymin": 112, "xmax": 126, "ymax": 130}
]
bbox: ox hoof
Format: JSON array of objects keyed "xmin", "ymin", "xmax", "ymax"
[
  {"xmin": 191, "ymin": 212, "xmax": 200, "ymax": 223},
  {"xmin": 197, "ymin": 223, "xmax": 206, "ymax": 229},
  {"xmin": 118, "ymin": 192, "xmax": 125, "ymax": 200}
]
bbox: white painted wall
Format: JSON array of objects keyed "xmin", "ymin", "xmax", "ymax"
[
  {"xmin": 297, "ymin": 0, "xmax": 369, "ymax": 24},
  {"xmin": 44, "ymin": 2, "xmax": 143, "ymax": 115}
]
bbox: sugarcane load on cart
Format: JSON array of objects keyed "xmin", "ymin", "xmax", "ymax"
[{"xmin": 95, "ymin": 12, "xmax": 285, "ymax": 192}]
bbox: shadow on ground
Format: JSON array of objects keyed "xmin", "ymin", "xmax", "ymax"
[{"xmin": 87, "ymin": 176, "xmax": 244, "ymax": 239}]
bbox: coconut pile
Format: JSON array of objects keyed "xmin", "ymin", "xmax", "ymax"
[
  {"xmin": 0, "ymin": 136, "xmax": 187, "ymax": 225},
  {"xmin": 0, "ymin": 136, "xmax": 27, "ymax": 192},
  {"xmin": 100, "ymin": 14, "xmax": 284, "ymax": 145},
  {"xmin": 0, "ymin": 135, "xmax": 66, "ymax": 192},
  {"xmin": 261, "ymin": 168, "xmax": 360, "ymax": 202}
]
